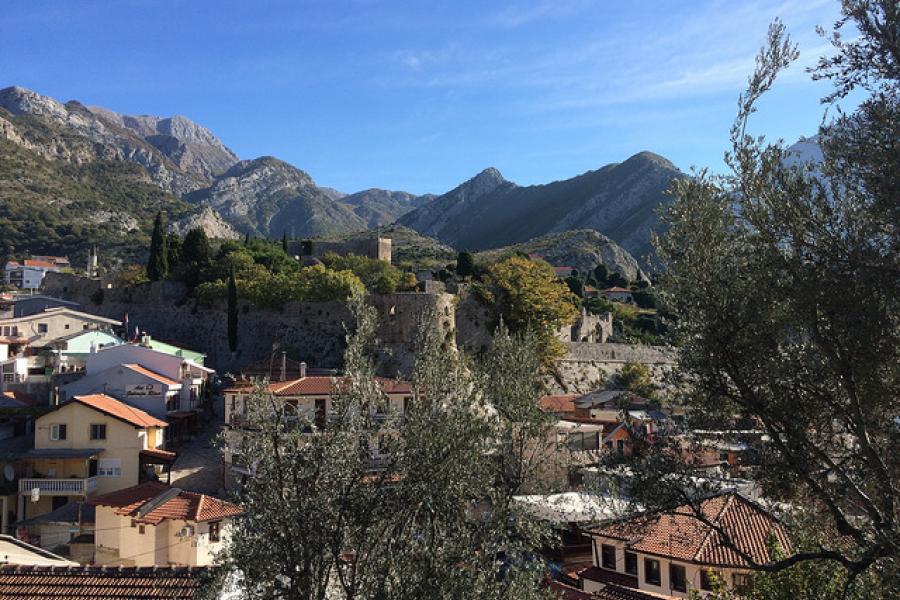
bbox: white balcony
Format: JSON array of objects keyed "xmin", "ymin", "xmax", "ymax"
[{"xmin": 18, "ymin": 477, "xmax": 98, "ymax": 496}]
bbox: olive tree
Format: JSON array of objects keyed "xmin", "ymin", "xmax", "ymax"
[
  {"xmin": 612, "ymin": 1, "xmax": 898, "ymax": 593},
  {"xmin": 212, "ymin": 297, "xmax": 556, "ymax": 599}
]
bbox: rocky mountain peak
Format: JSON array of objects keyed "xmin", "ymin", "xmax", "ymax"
[
  {"xmin": 456, "ymin": 166, "xmax": 507, "ymax": 199},
  {"xmin": 0, "ymin": 85, "xmax": 68, "ymax": 119}
]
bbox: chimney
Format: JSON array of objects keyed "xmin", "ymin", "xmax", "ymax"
[
  {"xmin": 280, "ymin": 351, "xmax": 287, "ymax": 382},
  {"xmin": 299, "ymin": 361, "xmax": 307, "ymax": 378},
  {"xmin": 141, "ymin": 333, "xmax": 151, "ymax": 347}
]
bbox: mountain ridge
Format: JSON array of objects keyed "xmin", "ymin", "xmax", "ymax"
[{"xmin": 397, "ymin": 151, "xmax": 683, "ymax": 263}]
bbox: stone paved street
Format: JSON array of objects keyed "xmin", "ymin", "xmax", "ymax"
[{"xmin": 168, "ymin": 396, "xmax": 225, "ymax": 495}]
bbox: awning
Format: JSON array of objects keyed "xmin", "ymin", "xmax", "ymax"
[
  {"xmin": 20, "ymin": 448, "xmax": 102, "ymax": 459},
  {"xmin": 140, "ymin": 448, "xmax": 178, "ymax": 464}
]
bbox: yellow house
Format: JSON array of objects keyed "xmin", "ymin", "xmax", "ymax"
[
  {"xmin": 18, "ymin": 394, "xmax": 172, "ymax": 521},
  {"xmin": 92, "ymin": 481, "xmax": 243, "ymax": 566}
]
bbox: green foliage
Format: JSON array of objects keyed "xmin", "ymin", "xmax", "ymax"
[
  {"xmin": 195, "ymin": 264, "xmax": 364, "ymax": 308},
  {"xmin": 0, "ymin": 124, "xmax": 189, "ymax": 265},
  {"xmin": 564, "ymin": 275, "xmax": 584, "ymax": 297},
  {"xmin": 165, "ymin": 233, "xmax": 182, "ymax": 270},
  {"xmin": 215, "ymin": 301, "xmax": 553, "ymax": 600},
  {"xmin": 646, "ymin": 6, "xmax": 899, "ymax": 586},
  {"xmin": 614, "ymin": 362, "xmax": 655, "ymax": 398},
  {"xmin": 115, "ymin": 264, "xmax": 148, "ymax": 287},
  {"xmin": 146, "ymin": 211, "xmax": 168, "ymax": 281},
  {"xmin": 631, "ymin": 288, "xmax": 657, "ymax": 309},
  {"xmin": 480, "ymin": 255, "xmax": 579, "ymax": 365},
  {"xmin": 227, "ymin": 272, "xmax": 238, "ymax": 353},
  {"xmin": 321, "ymin": 252, "xmax": 401, "ymax": 294},
  {"xmin": 456, "ymin": 250, "xmax": 476, "ymax": 278}
]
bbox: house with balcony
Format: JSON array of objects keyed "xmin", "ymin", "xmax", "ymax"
[
  {"xmin": 223, "ymin": 367, "xmax": 412, "ymax": 480},
  {"xmin": 64, "ymin": 342, "xmax": 213, "ymax": 414},
  {"xmin": 92, "ymin": 481, "xmax": 242, "ymax": 567},
  {"xmin": 16, "ymin": 394, "xmax": 170, "ymax": 523},
  {"xmin": 579, "ymin": 492, "xmax": 791, "ymax": 598},
  {"xmin": 3, "ymin": 259, "xmax": 65, "ymax": 291}
]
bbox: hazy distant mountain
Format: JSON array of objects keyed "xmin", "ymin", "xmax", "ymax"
[
  {"xmin": 398, "ymin": 152, "xmax": 684, "ymax": 263},
  {"xmin": 341, "ymin": 189, "xmax": 436, "ymax": 228}
]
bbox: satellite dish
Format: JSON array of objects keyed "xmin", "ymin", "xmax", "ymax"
[{"xmin": 3, "ymin": 464, "xmax": 13, "ymax": 482}]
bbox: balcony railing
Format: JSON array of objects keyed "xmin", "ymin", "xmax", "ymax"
[{"xmin": 18, "ymin": 477, "xmax": 98, "ymax": 496}]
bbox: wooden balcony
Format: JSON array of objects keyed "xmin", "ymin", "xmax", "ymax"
[{"xmin": 18, "ymin": 477, "xmax": 98, "ymax": 496}]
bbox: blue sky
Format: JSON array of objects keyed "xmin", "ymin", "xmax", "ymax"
[{"xmin": 2, "ymin": 0, "xmax": 853, "ymax": 194}]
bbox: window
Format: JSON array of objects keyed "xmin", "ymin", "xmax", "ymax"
[
  {"xmin": 37, "ymin": 323, "xmax": 48, "ymax": 333},
  {"xmin": 138, "ymin": 525, "xmax": 146, "ymax": 535},
  {"xmin": 209, "ymin": 520, "xmax": 221, "ymax": 542},
  {"xmin": 624, "ymin": 551, "xmax": 638, "ymax": 575},
  {"xmin": 644, "ymin": 558, "xmax": 661, "ymax": 586},
  {"xmin": 3, "ymin": 374, "xmax": 13, "ymax": 383},
  {"xmin": 732, "ymin": 573, "xmax": 752, "ymax": 592},
  {"xmin": 64, "ymin": 324, "xmax": 70, "ymax": 329},
  {"xmin": 2, "ymin": 326, "xmax": 8, "ymax": 336},
  {"xmin": 670, "ymin": 564, "xmax": 687, "ymax": 592},
  {"xmin": 97, "ymin": 458, "xmax": 121, "ymax": 477},
  {"xmin": 90, "ymin": 423, "xmax": 107, "ymax": 440},
  {"xmin": 616, "ymin": 439, "xmax": 625, "ymax": 453},
  {"xmin": 601, "ymin": 544, "xmax": 617, "ymax": 570},
  {"xmin": 50, "ymin": 424, "xmax": 66, "ymax": 441},
  {"xmin": 700, "ymin": 569, "xmax": 721, "ymax": 591}
]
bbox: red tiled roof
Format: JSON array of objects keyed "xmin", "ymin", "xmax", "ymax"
[
  {"xmin": 600, "ymin": 287, "xmax": 631, "ymax": 294},
  {"xmin": 539, "ymin": 394, "xmax": 580, "ymax": 413},
  {"xmin": 595, "ymin": 584, "xmax": 671, "ymax": 600},
  {"xmin": 0, "ymin": 565, "xmax": 211, "ymax": 599},
  {"xmin": 546, "ymin": 580, "xmax": 593, "ymax": 599},
  {"xmin": 591, "ymin": 493, "xmax": 792, "ymax": 568},
  {"xmin": 71, "ymin": 394, "xmax": 168, "ymax": 429},
  {"xmin": 122, "ymin": 364, "xmax": 180, "ymax": 386},
  {"xmin": 92, "ymin": 482, "xmax": 243, "ymax": 525},
  {"xmin": 263, "ymin": 376, "xmax": 412, "ymax": 397},
  {"xmin": 22, "ymin": 259, "xmax": 57, "ymax": 269}
]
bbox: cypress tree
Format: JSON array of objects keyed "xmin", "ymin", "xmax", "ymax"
[
  {"xmin": 147, "ymin": 211, "xmax": 168, "ymax": 281},
  {"xmin": 282, "ymin": 231, "xmax": 289, "ymax": 254},
  {"xmin": 227, "ymin": 271, "xmax": 238, "ymax": 353}
]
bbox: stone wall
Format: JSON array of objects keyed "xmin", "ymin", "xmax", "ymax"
[
  {"xmin": 555, "ymin": 309, "xmax": 613, "ymax": 343},
  {"xmin": 288, "ymin": 236, "xmax": 392, "ymax": 263},
  {"xmin": 42, "ymin": 272, "xmax": 450, "ymax": 377},
  {"xmin": 549, "ymin": 342, "xmax": 677, "ymax": 395}
]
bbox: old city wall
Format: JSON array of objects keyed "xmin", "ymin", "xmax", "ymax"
[
  {"xmin": 549, "ymin": 342, "xmax": 677, "ymax": 395},
  {"xmin": 43, "ymin": 273, "xmax": 452, "ymax": 376}
]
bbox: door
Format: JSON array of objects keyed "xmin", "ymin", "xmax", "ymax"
[{"xmin": 315, "ymin": 399, "xmax": 326, "ymax": 428}]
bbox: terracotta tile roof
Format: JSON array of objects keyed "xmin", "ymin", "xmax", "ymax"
[
  {"xmin": 591, "ymin": 493, "xmax": 792, "ymax": 568},
  {"xmin": 263, "ymin": 376, "xmax": 413, "ymax": 397},
  {"xmin": 71, "ymin": 394, "xmax": 168, "ymax": 429},
  {"xmin": 122, "ymin": 364, "xmax": 180, "ymax": 386},
  {"xmin": 539, "ymin": 394, "xmax": 580, "ymax": 413},
  {"xmin": 595, "ymin": 584, "xmax": 672, "ymax": 600},
  {"xmin": 22, "ymin": 259, "xmax": 57, "ymax": 269},
  {"xmin": 0, "ymin": 565, "xmax": 212, "ymax": 598},
  {"xmin": 546, "ymin": 580, "xmax": 594, "ymax": 599},
  {"xmin": 92, "ymin": 482, "xmax": 243, "ymax": 525}
]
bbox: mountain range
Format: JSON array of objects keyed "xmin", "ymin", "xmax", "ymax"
[{"xmin": 0, "ymin": 85, "xmax": 687, "ymax": 270}]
